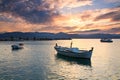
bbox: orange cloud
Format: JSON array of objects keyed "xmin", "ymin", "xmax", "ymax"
[
  {"xmin": 0, "ymin": 6, "xmax": 120, "ymax": 34},
  {"xmin": 51, "ymin": 7, "xmax": 120, "ymax": 33}
]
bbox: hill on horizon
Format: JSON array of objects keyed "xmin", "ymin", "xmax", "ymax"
[{"xmin": 0, "ymin": 32, "xmax": 120, "ymax": 41}]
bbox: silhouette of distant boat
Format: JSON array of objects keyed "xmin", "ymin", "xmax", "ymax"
[
  {"xmin": 11, "ymin": 43, "xmax": 24, "ymax": 50},
  {"xmin": 100, "ymin": 38, "xmax": 113, "ymax": 43}
]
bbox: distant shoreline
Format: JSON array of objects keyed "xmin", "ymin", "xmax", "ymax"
[
  {"xmin": 0, "ymin": 38, "xmax": 120, "ymax": 41},
  {"xmin": 0, "ymin": 38, "xmax": 72, "ymax": 41},
  {"xmin": 0, "ymin": 32, "xmax": 120, "ymax": 41}
]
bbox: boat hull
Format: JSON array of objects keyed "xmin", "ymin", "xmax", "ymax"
[
  {"xmin": 56, "ymin": 54, "xmax": 91, "ymax": 66},
  {"xmin": 100, "ymin": 40, "xmax": 113, "ymax": 42}
]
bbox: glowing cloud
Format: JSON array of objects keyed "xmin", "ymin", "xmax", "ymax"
[{"xmin": 0, "ymin": 0, "xmax": 120, "ymax": 34}]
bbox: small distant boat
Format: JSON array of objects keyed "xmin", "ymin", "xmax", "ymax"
[
  {"xmin": 19, "ymin": 43, "xmax": 24, "ymax": 46},
  {"xmin": 11, "ymin": 43, "xmax": 24, "ymax": 50},
  {"xmin": 54, "ymin": 42, "xmax": 94, "ymax": 59},
  {"xmin": 100, "ymin": 38, "xmax": 113, "ymax": 42}
]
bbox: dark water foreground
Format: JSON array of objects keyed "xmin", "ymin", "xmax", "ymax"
[{"xmin": 0, "ymin": 39, "xmax": 120, "ymax": 80}]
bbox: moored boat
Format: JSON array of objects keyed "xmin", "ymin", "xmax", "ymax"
[
  {"xmin": 19, "ymin": 43, "xmax": 24, "ymax": 46},
  {"xmin": 100, "ymin": 38, "xmax": 113, "ymax": 42},
  {"xmin": 54, "ymin": 43, "xmax": 93, "ymax": 59},
  {"xmin": 11, "ymin": 43, "xmax": 24, "ymax": 50}
]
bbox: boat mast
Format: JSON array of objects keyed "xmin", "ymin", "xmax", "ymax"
[
  {"xmin": 70, "ymin": 42, "xmax": 72, "ymax": 48},
  {"xmin": 55, "ymin": 43, "xmax": 58, "ymax": 47}
]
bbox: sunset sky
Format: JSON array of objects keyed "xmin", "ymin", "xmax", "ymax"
[{"xmin": 0, "ymin": 0, "xmax": 120, "ymax": 34}]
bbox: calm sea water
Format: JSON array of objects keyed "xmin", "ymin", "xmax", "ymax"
[{"xmin": 0, "ymin": 39, "xmax": 120, "ymax": 80}]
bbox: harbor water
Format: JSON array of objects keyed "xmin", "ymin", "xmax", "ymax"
[{"xmin": 0, "ymin": 39, "xmax": 120, "ymax": 80}]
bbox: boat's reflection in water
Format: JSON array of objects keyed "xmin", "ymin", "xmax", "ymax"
[{"xmin": 55, "ymin": 54, "xmax": 92, "ymax": 67}]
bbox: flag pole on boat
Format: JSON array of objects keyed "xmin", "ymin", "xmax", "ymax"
[
  {"xmin": 70, "ymin": 41, "xmax": 73, "ymax": 48},
  {"xmin": 55, "ymin": 43, "xmax": 58, "ymax": 47}
]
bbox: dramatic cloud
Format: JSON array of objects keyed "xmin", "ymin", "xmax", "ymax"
[
  {"xmin": 46, "ymin": 0, "xmax": 92, "ymax": 9},
  {"xmin": 0, "ymin": 0, "xmax": 120, "ymax": 34},
  {"xmin": 0, "ymin": 0, "xmax": 57, "ymax": 23},
  {"xmin": 104, "ymin": 0, "xmax": 120, "ymax": 3},
  {"xmin": 0, "ymin": 15, "xmax": 14, "ymax": 22},
  {"xmin": 0, "ymin": 13, "xmax": 24, "ymax": 22},
  {"xmin": 0, "ymin": 0, "xmax": 92, "ymax": 24},
  {"xmin": 68, "ymin": 29, "xmax": 101, "ymax": 34},
  {"xmin": 69, "ymin": 27, "xmax": 120, "ymax": 34},
  {"xmin": 106, "ymin": 27, "xmax": 120, "ymax": 34},
  {"xmin": 36, "ymin": 26, "xmax": 78, "ymax": 33},
  {"xmin": 95, "ymin": 9, "xmax": 120, "ymax": 21}
]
